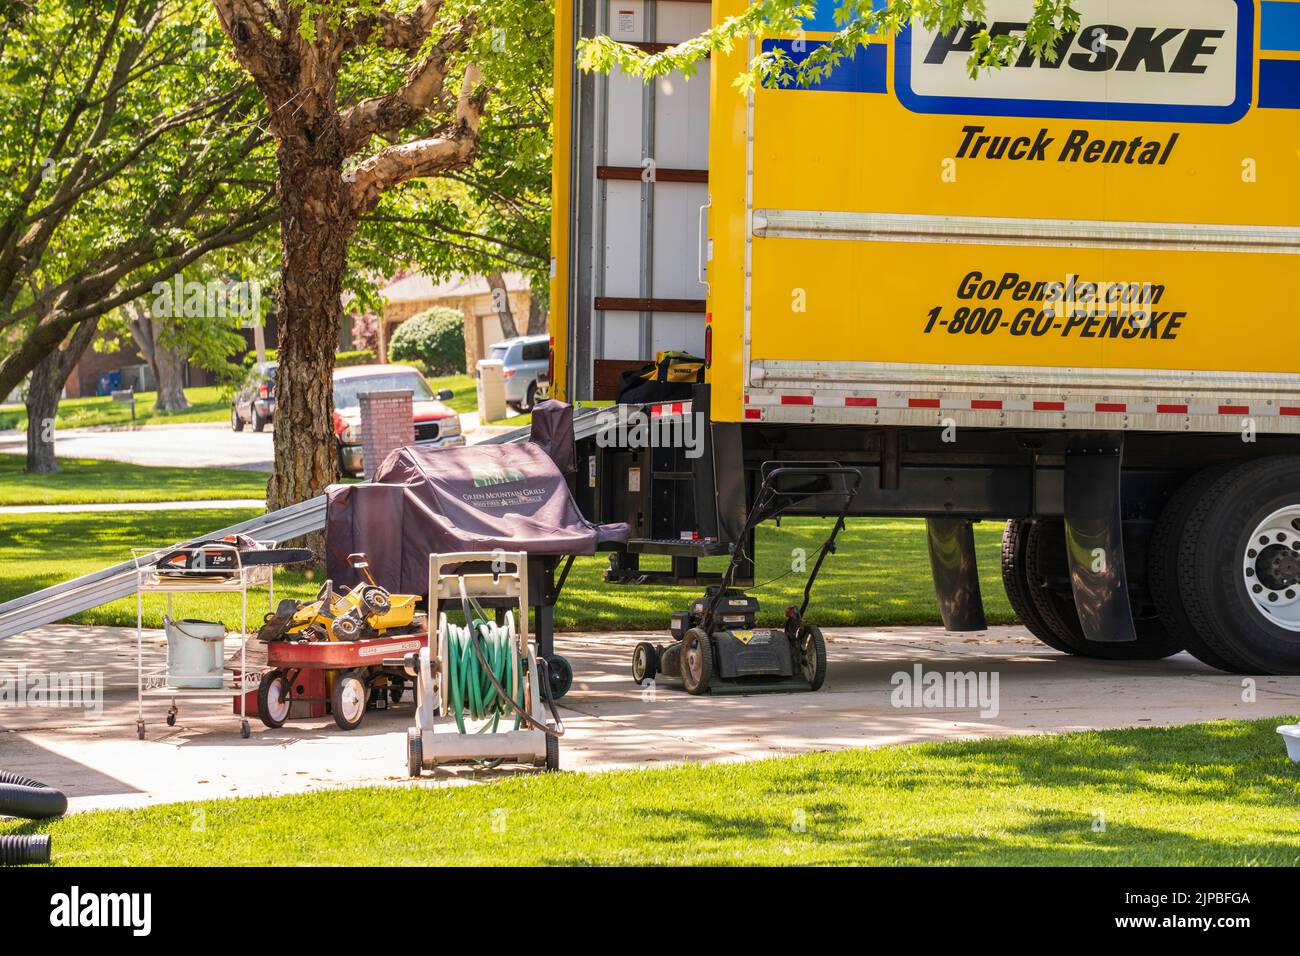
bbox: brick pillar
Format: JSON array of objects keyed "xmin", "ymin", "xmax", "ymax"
[{"xmin": 359, "ymin": 390, "xmax": 414, "ymax": 479}]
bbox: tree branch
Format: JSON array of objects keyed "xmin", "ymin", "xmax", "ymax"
[
  {"xmin": 212, "ymin": 0, "xmax": 286, "ymax": 90},
  {"xmin": 338, "ymin": 13, "xmax": 475, "ymax": 156},
  {"xmin": 343, "ymin": 0, "xmax": 445, "ymax": 54},
  {"xmin": 346, "ymin": 64, "xmax": 486, "ymax": 217}
]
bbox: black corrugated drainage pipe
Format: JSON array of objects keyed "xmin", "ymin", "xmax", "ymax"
[{"xmin": 0, "ymin": 770, "xmax": 68, "ymax": 865}]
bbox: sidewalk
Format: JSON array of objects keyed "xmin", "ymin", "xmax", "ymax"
[{"xmin": 3, "ymin": 623, "xmax": 1297, "ymax": 812}]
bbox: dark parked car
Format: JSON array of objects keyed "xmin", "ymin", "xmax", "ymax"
[{"xmin": 231, "ymin": 362, "xmax": 276, "ymax": 432}]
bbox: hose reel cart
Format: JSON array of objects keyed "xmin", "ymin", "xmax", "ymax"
[{"xmin": 401, "ymin": 552, "xmax": 563, "ymax": 775}]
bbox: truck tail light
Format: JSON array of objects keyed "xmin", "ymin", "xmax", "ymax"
[{"xmin": 259, "ymin": 383, "xmax": 269, "ymax": 398}]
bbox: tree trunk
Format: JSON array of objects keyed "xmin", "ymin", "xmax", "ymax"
[
  {"xmin": 24, "ymin": 314, "xmax": 100, "ymax": 473},
  {"xmin": 152, "ymin": 343, "xmax": 189, "ymax": 411},
  {"xmin": 526, "ymin": 293, "xmax": 546, "ymax": 335},
  {"xmin": 25, "ymin": 351, "xmax": 64, "ymax": 474},
  {"xmin": 127, "ymin": 306, "xmax": 189, "ymax": 412},
  {"xmin": 487, "ymin": 272, "xmax": 519, "ymax": 340},
  {"xmin": 265, "ymin": 146, "xmax": 353, "ymax": 515}
]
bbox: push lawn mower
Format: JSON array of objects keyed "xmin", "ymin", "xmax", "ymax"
[{"xmin": 631, "ymin": 462, "xmax": 861, "ymax": 695}]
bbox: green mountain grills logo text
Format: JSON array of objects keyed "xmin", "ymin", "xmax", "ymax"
[{"xmin": 472, "ymin": 466, "xmax": 526, "ymax": 487}]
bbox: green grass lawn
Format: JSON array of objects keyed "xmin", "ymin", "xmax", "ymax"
[
  {"xmin": 7, "ymin": 719, "xmax": 1297, "ymax": 866},
  {"xmin": 554, "ymin": 516, "xmax": 1015, "ymax": 630},
  {"xmin": 423, "ymin": 372, "xmax": 530, "ymax": 427},
  {"xmin": 0, "ymin": 385, "xmax": 230, "ymax": 431},
  {"xmin": 0, "ymin": 509, "xmax": 1014, "ymax": 631},
  {"xmin": 0, "ymin": 456, "xmax": 268, "ymax": 506},
  {"xmin": 425, "ymin": 373, "xmax": 476, "ymax": 414},
  {"xmin": 0, "ymin": 509, "xmax": 316, "ymax": 629}
]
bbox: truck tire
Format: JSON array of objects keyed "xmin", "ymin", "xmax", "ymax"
[
  {"xmin": 1025, "ymin": 520, "xmax": 1182, "ymax": 660},
  {"xmin": 1176, "ymin": 456, "xmax": 1300, "ymax": 675},
  {"xmin": 1001, "ymin": 520, "xmax": 1077, "ymax": 655},
  {"xmin": 1148, "ymin": 463, "xmax": 1247, "ymax": 672}
]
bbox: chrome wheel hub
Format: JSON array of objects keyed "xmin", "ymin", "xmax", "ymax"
[{"xmin": 1242, "ymin": 506, "xmax": 1300, "ymax": 632}]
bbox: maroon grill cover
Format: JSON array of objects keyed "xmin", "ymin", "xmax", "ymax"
[{"xmin": 325, "ymin": 440, "xmax": 628, "ymax": 595}]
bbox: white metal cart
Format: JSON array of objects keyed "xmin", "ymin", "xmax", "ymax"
[{"xmin": 131, "ymin": 542, "xmax": 277, "ymax": 739}]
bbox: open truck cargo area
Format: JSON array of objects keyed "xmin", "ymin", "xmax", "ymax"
[{"xmin": 550, "ymin": 0, "xmax": 1300, "ymax": 674}]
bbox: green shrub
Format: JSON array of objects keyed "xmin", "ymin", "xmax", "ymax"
[
  {"xmin": 335, "ymin": 349, "xmax": 375, "ymax": 367},
  {"xmin": 388, "ymin": 307, "xmax": 465, "ymax": 375}
]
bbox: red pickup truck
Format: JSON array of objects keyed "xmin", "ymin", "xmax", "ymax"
[{"xmin": 332, "ymin": 364, "xmax": 464, "ymax": 477}]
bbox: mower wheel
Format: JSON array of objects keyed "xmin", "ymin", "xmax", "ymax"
[
  {"xmin": 544, "ymin": 733, "xmax": 560, "ymax": 772},
  {"xmin": 332, "ymin": 670, "xmax": 368, "ymax": 731},
  {"xmin": 258, "ymin": 670, "xmax": 291, "ymax": 729},
  {"xmin": 546, "ymin": 655, "xmax": 574, "ymax": 700},
  {"xmin": 632, "ymin": 642, "xmax": 658, "ymax": 684},
  {"xmin": 407, "ymin": 728, "xmax": 423, "ymax": 778},
  {"xmin": 681, "ymin": 628, "xmax": 713, "ymax": 695},
  {"xmin": 798, "ymin": 625, "xmax": 828, "ymax": 691}
]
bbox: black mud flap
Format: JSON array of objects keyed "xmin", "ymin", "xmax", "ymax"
[
  {"xmin": 925, "ymin": 518, "xmax": 988, "ymax": 632},
  {"xmin": 1064, "ymin": 434, "xmax": 1137, "ymax": 643}
]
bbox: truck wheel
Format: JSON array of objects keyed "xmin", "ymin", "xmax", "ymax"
[
  {"xmin": 1001, "ymin": 520, "xmax": 1078, "ymax": 655},
  {"xmin": 1025, "ymin": 520, "xmax": 1182, "ymax": 660},
  {"xmin": 1177, "ymin": 457, "xmax": 1300, "ymax": 674},
  {"xmin": 230, "ymin": 406, "xmax": 244, "ymax": 432},
  {"xmin": 251, "ymin": 405, "xmax": 266, "ymax": 432},
  {"xmin": 1149, "ymin": 463, "xmax": 1247, "ymax": 672},
  {"xmin": 681, "ymin": 628, "xmax": 713, "ymax": 695}
]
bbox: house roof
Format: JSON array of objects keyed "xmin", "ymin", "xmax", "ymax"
[{"xmin": 381, "ymin": 271, "xmax": 531, "ymax": 304}]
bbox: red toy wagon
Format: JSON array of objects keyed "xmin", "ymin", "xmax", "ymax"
[{"xmin": 241, "ymin": 631, "xmax": 429, "ymax": 731}]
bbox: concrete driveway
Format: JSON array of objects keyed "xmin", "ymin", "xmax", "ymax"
[
  {"xmin": 3, "ymin": 624, "xmax": 1297, "ymax": 812},
  {"xmin": 0, "ymin": 416, "xmax": 518, "ymax": 472},
  {"xmin": 0, "ymin": 423, "xmax": 274, "ymax": 470}
]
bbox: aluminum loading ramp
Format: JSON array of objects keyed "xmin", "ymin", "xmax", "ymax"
[{"xmin": 0, "ymin": 409, "xmax": 610, "ymax": 640}]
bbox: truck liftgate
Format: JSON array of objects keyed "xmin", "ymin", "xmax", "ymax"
[{"xmin": 550, "ymin": 1, "xmax": 1300, "ymax": 674}]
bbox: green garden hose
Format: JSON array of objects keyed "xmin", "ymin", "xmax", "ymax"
[{"xmin": 443, "ymin": 617, "xmax": 524, "ymax": 736}]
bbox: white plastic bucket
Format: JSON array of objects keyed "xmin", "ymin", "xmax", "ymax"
[
  {"xmin": 164, "ymin": 616, "xmax": 225, "ymax": 688},
  {"xmin": 1279, "ymin": 725, "xmax": 1300, "ymax": 763}
]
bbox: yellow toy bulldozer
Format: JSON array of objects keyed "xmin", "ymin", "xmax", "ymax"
[{"xmin": 257, "ymin": 553, "xmax": 419, "ymax": 643}]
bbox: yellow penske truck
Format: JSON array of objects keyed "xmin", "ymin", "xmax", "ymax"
[{"xmin": 549, "ymin": 0, "xmax": 1300, "ymax": 679}]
